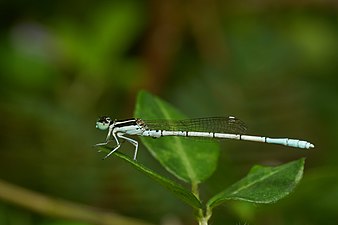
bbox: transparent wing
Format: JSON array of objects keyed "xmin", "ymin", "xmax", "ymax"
[{"xmin": 143, "ymin": 116, "xmax": 247, "ymax": 134}]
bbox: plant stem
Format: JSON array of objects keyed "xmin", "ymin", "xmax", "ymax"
[
  {"xmin": 198, "ymin": 205, "xmax": 212, "ymax": 225},
  {"xmin": 199, "ymin": 217, "xmax": 208, "ymax": 225},
  {"xmin": 191, "ymin": 182, "xmax": 200, "ymax": 198},
  {"xmin": 191, "ymin": 182, "xmax": 212, "ymax": 225}
]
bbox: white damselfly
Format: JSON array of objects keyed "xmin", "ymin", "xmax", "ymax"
[{"xmin": 95, "ymin": 116, "xmax": 314, "ymax": 160}]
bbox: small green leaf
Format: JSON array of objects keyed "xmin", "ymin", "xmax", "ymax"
[
  {"xmin": 134, "ymin": 91, "xmax": 220, "ymax": 183},
  {"xmin": 207, "ymin": 158, "xmax": 305, "ymax": 209},
  {"xmin": 97, "ymin": 146, "xmax": 202, "ymax": 209}
]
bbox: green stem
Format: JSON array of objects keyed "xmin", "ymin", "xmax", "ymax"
[
  {"xmin": 199, "ymin": 217, "xmax": 208, "ymax": 225},
  {"xmin": 198, "ymin": 206, "xmax": 212, "ymax": 225},
  {"xmin": 191, "ymin": 182, "xmax": 200, "ymax": 199},
  {"xmin": 191, "ymin": 182, "xmax": 212, "ymax": 225}
]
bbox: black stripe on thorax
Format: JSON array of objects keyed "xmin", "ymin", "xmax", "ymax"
[{"xmin": 115, "ymin": 118, "xmax": 137, "ymax": 127}]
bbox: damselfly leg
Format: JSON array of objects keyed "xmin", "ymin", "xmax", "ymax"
[
  {"xmin": 102, "ymin": 133, "xmax": 139, "ymax": 160},
  {"xmin": 117, "ymin": 134, "xmax": 139, "ymax": 160}
]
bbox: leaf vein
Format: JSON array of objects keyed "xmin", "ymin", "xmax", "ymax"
[
  {"xmin": 229, "ymin": 167, "xmax": 283, "ymax": 196},
  {"xmin": 155, "ymin": 97, "xmax": 197, "ymax": 181}
]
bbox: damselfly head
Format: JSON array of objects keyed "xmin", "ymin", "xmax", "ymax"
[{"xmin": 96, "ymin": 116, "xmax": 111, "ymax": 130}]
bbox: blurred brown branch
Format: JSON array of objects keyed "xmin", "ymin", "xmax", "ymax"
[
  {"xmin": 139, "ymin": 0, "xmax": 184, "ymax": 93},
  {"xmin": 0, "ymin": 178, "xmax": 154, "ymax": 225},
  {"xmin": 186, "ymin": 0, "xmax": 229, "ymax": 68}
]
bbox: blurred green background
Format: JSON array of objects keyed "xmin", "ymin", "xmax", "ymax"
[{"xmin": 0, "ymin": 0, "xmax": 337, "ymax": 224}]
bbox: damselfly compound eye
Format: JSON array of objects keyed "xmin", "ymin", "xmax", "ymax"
[{"xmin": 96, "ymin": 116, "xmax": 111, "ymax": 130}]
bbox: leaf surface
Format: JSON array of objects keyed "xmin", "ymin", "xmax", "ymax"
[
  {"xmin": 134, "ymin": 91, "xmax": 220, "ymax": 183},
  {"xmin": 207, "ymin": 158, "xmax": 305, "ymax": 209},
  {"xmin": 97, "ymin": 146, "xmax": 202, "ymax": 209}
]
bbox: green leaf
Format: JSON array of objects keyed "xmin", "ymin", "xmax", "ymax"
[
  {"xmin": 134, "ymin": 90, "xmax": 220, "ymax": 183},
  {"xmin": 96, "ymin": 146, "xmax": 202, "ymax": 209},
  {"xmin": 207, "ymin": 158, "xmax": 305, "ymax": 209}
]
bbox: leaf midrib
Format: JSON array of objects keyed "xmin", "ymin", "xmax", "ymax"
[
  {"xmin": 229, "ymin": 167, "xmax": 281, "ymax": 196},
  {"xmin": 156, "ymin": 98, "xmax": 198, "ymax": 182},
  {"xmin": 209, "ymin": 163, "xmax": 300, "ymax": 207}
]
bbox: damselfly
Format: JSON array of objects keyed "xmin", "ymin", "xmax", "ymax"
[{"xmin": 95, "ymin": 116, "xmax": 314, "ymax": 160}]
